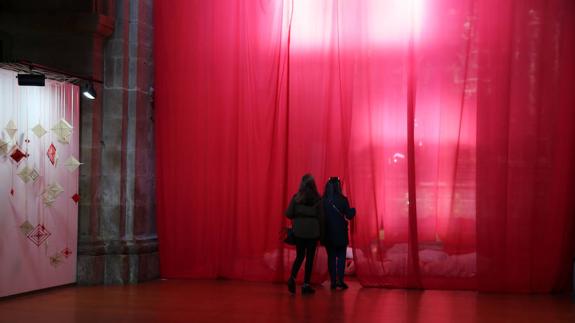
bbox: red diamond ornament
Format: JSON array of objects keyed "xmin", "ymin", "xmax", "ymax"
[
  {"xmin": 61, "ymin": 247, "xmax": 73, "ymax": 258},
  {"xmin": 27, "ymin": 224, "xmax": 51, "ymax": 246},
  {"xmin": 72, "ymin": 193, "xmax": 80, "ymax": 203},
  {"xmin": 47, "ymin": 143, "xmax": 57, "ymax": 165},
  {"xmin": 10, "ymin": 146, "xmax": 27, "ymax": 164}
]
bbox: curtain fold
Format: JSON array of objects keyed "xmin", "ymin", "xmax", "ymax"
[
  {"xmin": 155, "ymin": 0, "xmax": 575, "ymax": 292},
  {"xmin": 476, "ymin": 0, "xmax": 575, "ymax": 292}
]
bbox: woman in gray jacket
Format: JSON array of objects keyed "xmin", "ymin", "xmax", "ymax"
[{"xmin": 285, "ymin": 174, "xmax": 324, "ymax": 294}]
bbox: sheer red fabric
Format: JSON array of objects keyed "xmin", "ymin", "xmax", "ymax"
[
  {"xmin": 476, "ymin": 0, "xmax": 575, "ymax": 292},
  {"xmin": 155, "ymin": 0, "xmax": 575, "ymax": 291}
]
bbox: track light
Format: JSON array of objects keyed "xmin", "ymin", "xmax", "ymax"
[
  {"xmin": 82, "ymin": 82, "xmax": 96, "ymax": 100},
  {"xmin": 17, "ymin": 73, "xmax": 46, "ymax": 86}
]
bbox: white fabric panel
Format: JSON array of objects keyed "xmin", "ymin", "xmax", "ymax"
[{"xmin": 0, "ymin": 68, "xmax": 79, "ymax": 297}]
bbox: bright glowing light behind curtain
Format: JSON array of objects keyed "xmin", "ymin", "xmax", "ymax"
[
  {"xmin": 155, "ymin": 0, "xmax": 575, "ymax": 292},
  {"xmin": 292, "ymin": 0, "xmax": 425, "ymax": 49}
]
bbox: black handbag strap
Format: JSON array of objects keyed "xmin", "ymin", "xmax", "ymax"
[{"xmin": 328, "ymin": 198, "xmax": 349, "ymax": 221}]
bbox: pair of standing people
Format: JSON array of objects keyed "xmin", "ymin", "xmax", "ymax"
[{"xmin": 285, "ymin": 174, "xmax": 356, "ymax": 294}]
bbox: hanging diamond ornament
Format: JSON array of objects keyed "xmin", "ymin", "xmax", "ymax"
[
  {"xmin": 28, "ymin": 168, "xmax": 40, "ymax": 182},
  {"xmin": 61, "ymin": 247, "xmax": 73, "ymax": 258},
  {"xmin": 17, "ymin": 166, "xmax": 40, "ymax": 183},
  {"xmin": 49, "ymin": 253, "xmax": 64, "ymax": 267},
  {"xmin": 32, "ymin": 123, "xmax": 47, "ymax": 138},
  {"xmin": 4, "ymin": 120, "xmax": 17, "ymax": 139},
  {"xmin": 42, "ymin": 182, "xmax": 64, "ymax": 206},
  {"xmin": 9, "ymin": 145, "xmax": 27, "ymax": 165},
  {"xmin": 51, "ymin": 119, "xmax": 73, "ymax": 144},
  {"xmin": 19, "ymin": 220, "xmax": 34, "ymax": 236},
  {"xmin": 46, "ymin": 182, "xmax": 64, "ymax": 197},
  {"xmin": 0, "ymin": 139, "xmax": 9, "ymax": 155},
  {"xmin": 42, "ymin": 194, "xmax": 56, "ymax": 207},
  {"xmin": 17, "ymin": 166, "xmax": 31, "ymax": 183},
  {"xmin": 64, "ymin": 156, "xmax": 82, "ymax": 172},
  {"xmin": 27, "ymin": 224, "xmax": 51, "ymax": 246},
  {"xmin": 47, "ymin": 143, "xmax": 58, "ymax": 166}
]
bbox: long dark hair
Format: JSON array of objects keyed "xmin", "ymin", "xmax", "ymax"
[
  {"xmin": 323, "ymin": 177, "xmax": 343, "ymax": 200},
  {"xmin": 295, "ymin": 173, "xmax": 320, "ymax": 205}
]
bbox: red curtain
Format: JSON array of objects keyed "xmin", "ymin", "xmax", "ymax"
[
  {"xmin": 154, "ymin": 0, "xmax": 575, "ymax": 292},
  {"xmin": 476, "ymin": 0, "xmax": 575, "ymax": 292}
]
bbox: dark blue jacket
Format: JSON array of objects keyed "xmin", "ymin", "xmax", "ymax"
[{"xmin": 323, "ymin": 196, "xmax": 355, "ymax": 247}]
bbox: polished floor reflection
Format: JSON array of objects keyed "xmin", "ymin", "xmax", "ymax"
[{"xmin": 0, "ymin": 279, "xmax": 574, "ymax": 323}]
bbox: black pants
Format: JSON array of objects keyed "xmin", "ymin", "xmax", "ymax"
[
  {"xmin": 290, "ymin": 238, "xmax": 317, "ymax": 284},
  {"xmin": 326, "ymin": 245, "xmax": 347, "ymax": 284}
]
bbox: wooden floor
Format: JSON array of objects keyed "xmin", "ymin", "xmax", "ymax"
[{"xmin": 1, "ymin": 279, "xmax": 574, "ymax": 323}]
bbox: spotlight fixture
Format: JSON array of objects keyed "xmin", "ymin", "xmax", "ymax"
[
  {"xmin": 81, "ymin": 82, "xmax": 96, "ymax": 100},
  {"xmin": 17, "ymin": 73, "xmax": 46, "ymax": 86}
]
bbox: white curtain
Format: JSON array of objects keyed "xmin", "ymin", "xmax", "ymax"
[{"xmin": 0, "ymin": 68, "xmax": 79, "ymax": 297}]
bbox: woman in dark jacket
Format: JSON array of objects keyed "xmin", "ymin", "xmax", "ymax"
[
  {"xmin": 323, "ymin": 177, "xmax": 355, "ymax": 289},
  {"xmin": 285, "ymin": 174, "xmax": 323, "ymax": 294}
]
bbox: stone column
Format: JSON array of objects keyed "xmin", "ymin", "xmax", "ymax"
[{"xmin": 77, "ymin": 0, "xmax": 158, "ymax": 284}]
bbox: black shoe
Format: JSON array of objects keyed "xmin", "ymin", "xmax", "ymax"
[
  {"xmin": 336, "ymin": 281, "xmax": 348, "ymax": 290},
  {"xmin": 287, "ymin": 277, "xmax": 295, "ymax": 294},
  {"xmin": 330, "ymin": 282, "xmax": 337, "ymax": 290},
  {"xmin": 301, "ymin": 284, "xmax": 315, "ymax": 294}
]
